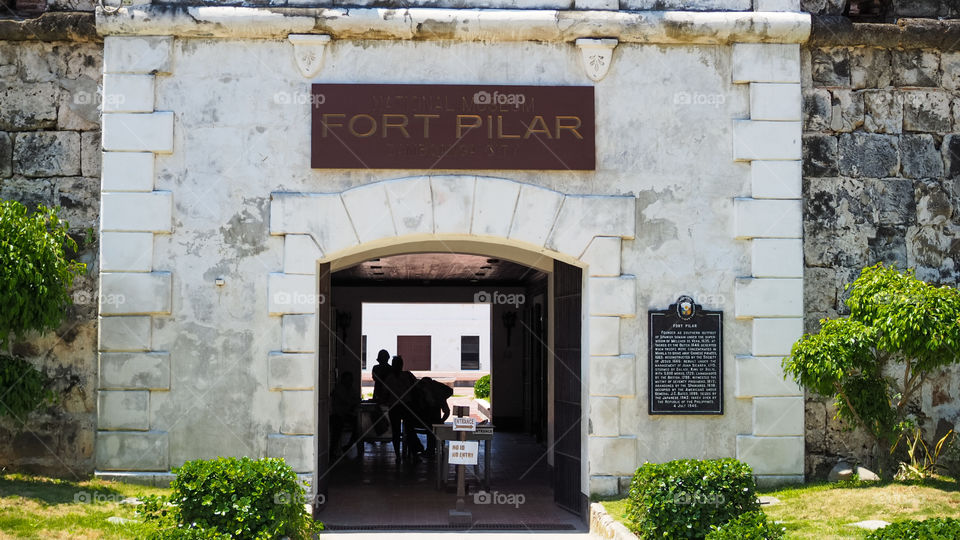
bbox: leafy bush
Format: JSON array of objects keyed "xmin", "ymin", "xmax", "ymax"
[
  {"xmin": 706, "ymin": 510, "xmax": 784, "ymax": 540},
  {"xmin": 146, "ymin": 526, "xmax": 232, "ymax": 540},
  {"xmin": 0, "ymin": 355, "xmax": 55, "ymax": 420},
  {"xmin": 474, "ymin": 374, "xmax": 490, "ymax": 400},
  {"xmin": 139, "ymin": 457, "xmax": 321, "ymax": 539},
  {"xmin": 866, "ymin": 517, "xmax": 960, "ymax": 539},
  {"xmin": 0, "ymin": 201, "xmax": 85, "ymax": 347},
  {"xmin": 625, "ymin": 458, "xmax": 760, "ymax": 539}
]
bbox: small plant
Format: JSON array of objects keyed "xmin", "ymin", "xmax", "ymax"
[
  {"xmin": 705, "ymin": 510, "xmax": 784, "ymax": 540},
  {"xmin": 866, "ymin": 517, "xmax": 960, "ymax": 539},
  {"xmin": 625, "ymin": 458, "xmax": 760, "ymax": 539},
  {"xmin": 139, "ymin": 457, "xmax": 321, "ymax": 539},
  {"xmin": 474, "ymin": 374, "xmax": 491, "ymax": 400},
  {"xmin": 0, "ymin": 356, "xmax": 55, "ymax": 421},
  {"xmin": 893, "ymin": 426, "xmax": 955, "ymax": 481}
]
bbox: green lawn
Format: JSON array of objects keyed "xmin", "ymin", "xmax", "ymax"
[
  {"xmin": 0, "ymin": 473, "xmax": 171, "ymax": 539},
  {"xmin": 599, "ymin": 477, "xmax": 960, "ymax": 539}
]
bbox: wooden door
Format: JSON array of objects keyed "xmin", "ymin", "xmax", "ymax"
[
  {"xmin": 396, "ymin": 335, "xmax": 432, "ymax": 370},
  {"xmin": 314, "ymin": 262, "xmax": 332, "ymax": 516},
  {"xmin": 553, "ymin": 260, "xmax": 584, "ymax": 519}
]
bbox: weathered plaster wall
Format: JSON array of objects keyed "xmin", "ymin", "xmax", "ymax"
[
  {"xmin": 0, "ymin": 37, "xmax": 101, "ymax": 476},
  {"xmin": 801, "ymin": 32, "xmax": 960, "ymax": 478},
  {"xmin": 94, "ymin": 31, "xmax": 810, "ymax": 493}
]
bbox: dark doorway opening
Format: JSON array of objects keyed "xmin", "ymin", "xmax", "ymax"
[{"xmin": 314, "ymin": 251, "xmax": 585, "ymax": 530}]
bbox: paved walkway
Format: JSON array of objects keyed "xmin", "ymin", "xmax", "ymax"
[{"xmin": 326, "ymin": 533, "xmax": 592, "ymax": 538}]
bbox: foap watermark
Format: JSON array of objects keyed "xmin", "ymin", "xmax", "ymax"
[
  {"xmin": 73, "ymin": 290, "xmax": 125, "ymax": 307},
  {"xmin": 72, "ymin": 88, "xmax": 126, "ymax": 109},
  {"xmin": 673, "ymin": 91, "xmax": 726, "ymax": 108},
  {"xmin": 473, "ymin": 290, "xmax": 525, "ymax": 308},
  {"xmin": 272, "ymin": 291, "xmax": 326, "ymax": 306},
  {"xmin": 673, "ymin": 292, "xmax": 727, "ymax": 309},
  {"xmin": 273, "ymin": 491, "xmax": 326, "ymax": 506},
  {"xmin": 472, "ymin": 90, "xmax": 526, "ymax": 108},
  {"xmin": 473, "ymin": 490, "xmax": 525, "ymax": 508},
  {"xmin": 673, "ymin": 490, "xmax": 726, "ymax": 506},
  {"xmin": 273, "ymin": 91, "xmax": 326, "ymax": 106},
  {"xmin": 74, "ymin": 491, "xmax": 126, "ymax": 504}
]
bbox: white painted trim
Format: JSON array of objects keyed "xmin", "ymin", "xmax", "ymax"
[{"xmin": 97, "ymin": 6, "xmax": 811, "ymax": 44}]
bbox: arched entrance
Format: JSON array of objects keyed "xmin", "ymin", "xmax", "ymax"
[{"xmin": 266, "ymin": 176, "xmax": 636, "ymax": 526}]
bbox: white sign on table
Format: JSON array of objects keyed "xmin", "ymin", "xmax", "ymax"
[
  {"xmin": 452, "ymin": 417, "xmax": 477, "ymax": 431},
  {"xmin": 448, "ymin": 441, "xmax": 479, "ymax": 465}
]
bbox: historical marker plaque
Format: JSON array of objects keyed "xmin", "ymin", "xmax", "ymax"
[
  {"xmin": 648, "ymin": 296, "xmax": 723, "ymax": 415},
  {"xmin": 311, "ymin": 84, "xmax": 595, "ymax": 170}
]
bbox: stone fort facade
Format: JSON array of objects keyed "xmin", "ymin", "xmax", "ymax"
[{"xmin": 0, "ymin": 0, "xmax": 958, "ymax": 507}]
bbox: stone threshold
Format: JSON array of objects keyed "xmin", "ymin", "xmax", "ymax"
[
  {"xmin": 96, "ymin": 5, "xmax": 810, "ymax": 43},
  {"xmin": 589, "ymin": 501, "xmax": 637, "ymax": 539}
]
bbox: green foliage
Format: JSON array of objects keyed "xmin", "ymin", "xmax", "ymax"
[
  {"xmin": 894, "ymin": 428, "xmax": 955, "ymax": 481},
  {"xmin": 146, "ymin": 526, "xmax": 233, "ymax": 539},
  {"xmin": 625, "ymin": 458, "xmax": 760, "ymax": 539},
  {"xmin": 474, "ymin": 374, "xmax": 491, "ymax": 400},
  {"xmin": 138, "ymin": 457, "xmax": 321, "ymax": 539},
  {"xmin": 705, "ymin": 510, "xmax": 784, "ymax": 540},
  {"xmin": 0, "ymin": 355, "xmax": 55, "ymax": 420},
  {"xmin": 866, "ymin": 517, "xmax": 960, "ymax": 539},
  {"xmin": 783, "ymin": 264, "xmax": 960, "ymax": 462},
  {"xmin": 0, "ymin": 200, "xmax": 85, "ymax": 347}
]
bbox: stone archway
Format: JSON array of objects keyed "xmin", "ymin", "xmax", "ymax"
[{"xmin": 263, "ymin": 175, "xmax": 638, "ymax": 500}]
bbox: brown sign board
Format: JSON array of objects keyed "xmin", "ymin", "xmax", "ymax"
[{"xmin": 311, "ymin": 84, "xmax": 595, "ymax": 170}]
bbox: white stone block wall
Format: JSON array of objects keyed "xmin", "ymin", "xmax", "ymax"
[
  {"xmin": 731, "ymin": 42, "xmax": 805, "ymax": 484},
  {"xmin": 97, "ymin": 36, "xmax": 175, "ymax": 472},
  {"xmin": 268, "ymin": 178, "xmax": 637, "ymax": 484}
]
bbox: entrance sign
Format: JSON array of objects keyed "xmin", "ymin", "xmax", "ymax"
[
  {"xmin": 311, "ymin": 84, "xmax": 595, "ymax": 170},
  {"xmin": 452, "ymin": 417, "xmax": 477, "ymax": 432},
  {"xmin": 449, "ymin": 441, "xmax": 480, "ymax": 465},
  {"xmin": 648, "ymin": 296, "xmax": 723, "ymax": 415}
]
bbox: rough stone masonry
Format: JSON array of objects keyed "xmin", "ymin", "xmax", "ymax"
[
  {"xmin": 0, "ymin": 19, "xmax": 101, "ymax": 476},
  {"xmin": 801, "ymin": 14, "xmax": 960, "ymax": 477}
]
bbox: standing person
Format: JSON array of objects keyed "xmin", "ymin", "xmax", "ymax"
[
  {"xmin": 371, "ymin": 349, "xmax": 392, "ymax": 404},
  {"xmin": 385, "ymin": 355, "xmax": 419, "ymax": 462}
]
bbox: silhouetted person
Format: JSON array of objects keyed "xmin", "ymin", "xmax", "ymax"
[
  {"xmin": 371, "ymin": 349, "xmax": 393, "ymax": 404},
  {"xmin": 330, "ymin": 371, "xmax": 360, "ymax": 458},
  {"xmin": 412, "ymin": 377, "xmax": 453, "ymax": 455},
  {"xmin": 384, "ymin": 355, "xmax": 420, "ymax": 461}
]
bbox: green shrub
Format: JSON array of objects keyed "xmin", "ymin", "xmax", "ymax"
[
  {"xmin": 705, "ymin": 510, "xmax": 784, "ymax": 540},
  {"xmin": 626, "ymin": 458, "xmax": 760, "ymax": 539},
  {"xmin": 0, "ymin": 355, "xmax": 55, "ymax": 421},
  {"xmin": 139, "ymin": 457, "xmax": 321, "ymax": 539},
  {"xmin": 866, "ymin": 517, "xmax": 960, "ymax": 539},
  {"xmin": 474, "ymin": 374, "xmax": 490, "ymax": 400},
  {"xmin": 146, "ymin": 526, "xmax": 232, "ymax": 539}
]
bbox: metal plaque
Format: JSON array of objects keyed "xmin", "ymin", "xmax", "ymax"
[{"xmin": 648, "ymin": 296, "xmax": 723, "ymax": 415}]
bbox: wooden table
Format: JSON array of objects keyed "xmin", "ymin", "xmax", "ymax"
[{"xmin": 434, "ymin": 423, "xmax": 494, "ymax": 491}]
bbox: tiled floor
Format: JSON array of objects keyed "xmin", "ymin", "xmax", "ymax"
[{"xmin": 318, "ymin": 431, "xmax": 586, "ymax": 533}]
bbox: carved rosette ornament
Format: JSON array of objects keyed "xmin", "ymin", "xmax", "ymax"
[
  {"xmin": 575, "ymin": 38, "xmax": 618, "ymax": 82},
  {"xmin": 288, "ymin": 34, "xmax": 332, "ymax": 78}
]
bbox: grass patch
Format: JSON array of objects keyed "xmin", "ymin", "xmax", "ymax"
[
  {"xmin": 0, "ymin": 472, "xmax": 172, "ymax": 539},
  {"xmin": 761, "ymin": 477, "xmax": 960, "ymax": 539},
  {"xmin": 597, "ymin": 477, "xmax": 960, "ymax": 539}
]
